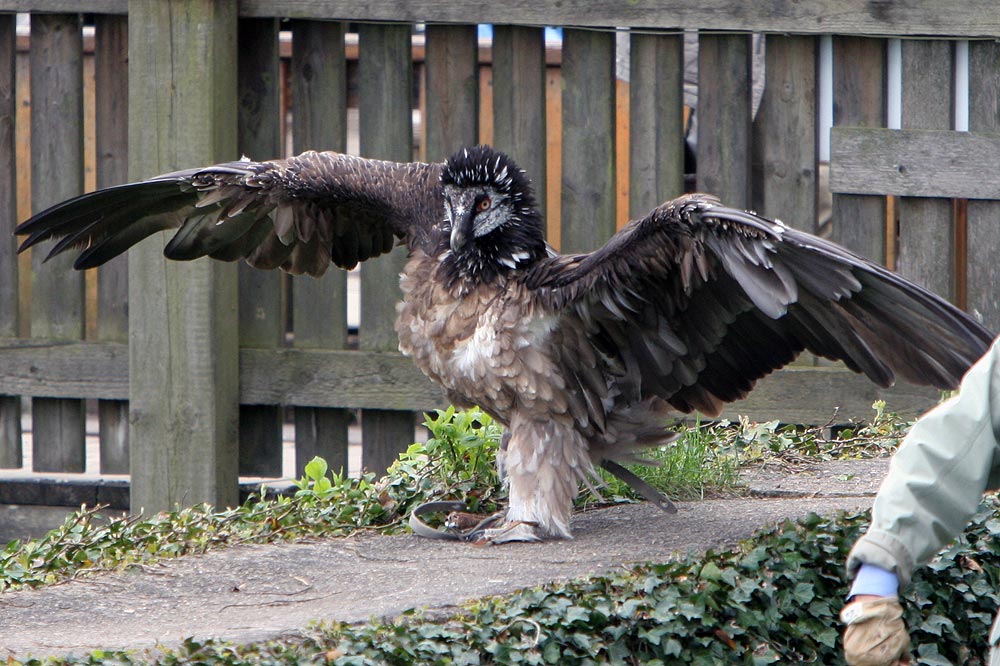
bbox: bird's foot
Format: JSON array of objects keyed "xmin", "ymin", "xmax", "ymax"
[
  {"xmin": 408, "ymin": 502, "xmax": 552, "ymax": 544},
  {"xmin": 467, "ymin": 519, "xmax": 544, "ymax": 545}
]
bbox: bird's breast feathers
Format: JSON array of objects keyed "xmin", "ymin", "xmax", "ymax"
[{"xmin": 396, "ymin": 252, "xmax": 562, "ymax": 417}]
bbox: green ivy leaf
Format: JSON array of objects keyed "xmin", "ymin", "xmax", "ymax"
[
  {"xmin": 699, "ymin": 561, "xmax": 724, "ymax": 582},
  {"xmin": 304, "ymin": 456, "xmax": 328, "ymax": 482},
  {"xmin": 791, "ymin": 582, "xmax": 815, "ymax": 605}
]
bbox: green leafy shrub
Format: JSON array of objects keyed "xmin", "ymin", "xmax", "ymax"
[
  {"xmin": 727, "ymin": 400, "xmax": 909, "ymax": 463},
  {"xmin": 378, "ymin": 406, "xmax": 506, "ymax": 517}
]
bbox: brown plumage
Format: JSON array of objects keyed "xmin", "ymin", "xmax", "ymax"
[{"xmin": 16, "ymin": 145, "xmax": 994, "ymax": 543}]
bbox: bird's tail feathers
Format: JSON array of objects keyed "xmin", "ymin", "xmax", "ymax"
[{"xmin": 591, "ymin": 397, "xmax": 682, "ymax": 464}]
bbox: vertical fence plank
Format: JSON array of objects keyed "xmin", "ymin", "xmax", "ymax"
[
  {"xmin": 830, "ymin": 37, "xmax": 886, "ymax": 263},
  {"xmin": 897, "ymin": 40, "xmax": 954, "ymax": 300},
  {"xmin": 358, "ymin": 22, "xmax": 414, "ymax": 475},
  {"xmin": 237, "ymin": 18, "xmax": 283, "ymax": 477},
  {"xmin": 29, "ymin": 14, "xmax": 85, "ymax": 473},
  {"xmin": 94, "ymin": 14, "xmax": 130, "ymax": 474},
  {"xmin": 128, "ymin": 0, "xmax": 239, "ymax": 512},
  {"xmin": 560, "ymin": 28, "xmax": 616, "ymax": 252},
  {"xmin": 290, "ymin": 20, "xmax": 351, "ymax": 477},
  {"xmin": 697, "ymin": 32, "xmax": 752, "ymax": 208},
  {"xmin": 967, "ymin": 42, "xmax": 1000, "ymax": 331},
  {"xmin": 753, "ymin": 35, "xmax": 821, "ymax": 370},
  {"xmin": 0, "ymin": 14, "xmax": 18, "ymax": 468},
  {"xmin": 424, "ymin": 24, "xmax": 478, "ymax": 161},
  {"xmin": 628, "ymin": 31, "xmax": 684, "ymax": 219},
  {"xmin": 752, "ymin": 35, "xmax": 817, "ymax": 231},
  {"xmin": 491, "ymin": 26, "xmax": 547, "ymax": 222}
]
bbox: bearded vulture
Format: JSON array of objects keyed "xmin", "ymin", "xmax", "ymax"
[{"xmin": 16, "ymin": 145, "xmax": 993, "ymax": 543}]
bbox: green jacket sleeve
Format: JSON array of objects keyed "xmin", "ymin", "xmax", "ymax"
[{"xmin": 846, "ymin": 337, "xmax": 1000, "ymax": 589}]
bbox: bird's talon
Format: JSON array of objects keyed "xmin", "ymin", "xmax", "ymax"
[
  {"xmin": 471, "ymin": 520, "xmax": 544, "ymax": 545},
  {"xmin": 456, "ymin": 512, "xmax": 507, "ymax": 542}
]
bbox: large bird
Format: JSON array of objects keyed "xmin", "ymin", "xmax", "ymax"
[{"xmin": 16, "ymin": 145, "xmax": 993, "ymax": 543}]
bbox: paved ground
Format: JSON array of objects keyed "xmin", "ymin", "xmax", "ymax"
[{"xmin": 0, "ymin": 459, "xmax": 889, "ymax": 661}]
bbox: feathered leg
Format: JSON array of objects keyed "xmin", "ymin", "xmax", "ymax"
[{"xmin": 476, "ymin": 415, "xmax": 594, "ymax": 544}]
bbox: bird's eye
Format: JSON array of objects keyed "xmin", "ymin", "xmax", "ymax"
[{"xmin": 476, "ymin": 196, "xmax": 491, "ymax": 212}]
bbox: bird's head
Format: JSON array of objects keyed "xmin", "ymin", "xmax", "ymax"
[{"xmin": 439, "ymin": 145, "xmax": 546, "ymax": 282}]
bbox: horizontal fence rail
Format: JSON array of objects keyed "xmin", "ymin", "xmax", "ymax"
[
  {"xmin": 0, "ymin": 3, "xmax": 997, "ymax": 513},
  {"xmin": 5, "ymin": 2, "xmax": 1000, "ymax": 37},
  {"xmin": 831, "ymin": 128, "xmax": 1000, "ymax": 199},
  {"xmin": 0, "ymin": 340, "xmax": 942, "ymax": 420}
]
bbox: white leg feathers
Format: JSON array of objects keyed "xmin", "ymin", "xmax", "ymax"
[{"xmin": 484, "ymin": 415, "xmax": 594, "ymax": 543}]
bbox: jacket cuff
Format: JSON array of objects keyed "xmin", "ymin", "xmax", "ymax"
[{"xmin": 845, "ymin": 529, "xmax": 917, "ymax": 589}]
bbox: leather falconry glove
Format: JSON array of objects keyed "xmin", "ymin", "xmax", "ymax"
[{"xmin": 841, "ymin": 596, "xmax": 911, "ymax": 666}]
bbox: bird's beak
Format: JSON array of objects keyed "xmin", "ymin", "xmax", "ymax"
[
  {"xmin": 449, "ymin": 207, "xmax": 473, "ymax": 252},
  {"xmin": 450, "ymin": 222, "xmax": 466, "ymax": 252}
]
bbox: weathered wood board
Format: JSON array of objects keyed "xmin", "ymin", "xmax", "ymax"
[
  {"xmin": 628, "ymin": 31, "xmax": 684, "ymax": 218},
  {"xmin": 127, "ymin": 0, "xmax": 240, "ymax": 512},
  {"xmin": 896, "ymin": 40, "xmax": 954, "ymax": 301},
  {"xmin": 830, "ymin": 128, "xmax": 1000, "ymax": 200},
  {"xmin": 559, "ymin": 28, "xmax": 616, "ymax": 253},
  {"xmin": 697, "ymin": 32, "xmax": 751, "ymax": 209},
  {"xmin": 236, "ymin": 17, "xmax": 284, "ymax": 478},
  {"xmin": 491, "ymin": 25, "xmax": 547, "ymax": 222},
  {"xmin": 289, "ymin": 19, "xmax": 352, "ymax": 478},
  {"xmin": 752, "ymin": 35, "xmax": 817, "ymax": 231},
  {"xmin": 102, "ymin": 1, "xmax": 1000, "ymax": 38},
  {"xmin": 358, "ymin": 23, "xmax": 418, "ymax": 474},
  {"xmin": 9, "ymin": 2, "xmax": 1000, "ymax": 35},
  {"xmin": 0, "ymin": 340, "xmax": 946, "ymax": 425},
  {"xmin": 0, "ymin": 14, "xmax": 19, "ymax": 469},
  {"xmin": 29, "ymin": 13, "xmax": 86, "ymax": 474},
  {"xmin": 829, "ymin": 36, "xmax": 886, "ymax": 264},
  {"xmin": 967, "ymin": 41, "xmax": 1000, "ymax": 331},
  {"xmin": 94, "ymin": 13, "xmax": 130, "ymax": 474},
  {"xmin": 424, "ymin": 24, "xmax": 478, "ymax": 161}
]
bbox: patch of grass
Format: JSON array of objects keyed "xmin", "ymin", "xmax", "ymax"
[
  {"xmin": 591, "ymin": 401, "xmax": 910, "ymax": 506},
  {"xmin": 591, "ymin": 421, "xmax": 744, "ymax": 505}
]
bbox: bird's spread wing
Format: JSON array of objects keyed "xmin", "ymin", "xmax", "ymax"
[
  {"xmin": 15, "ymin": 151, "xmax": 444, "ymax": 276},
  {"xmin": 528, "ymin": 193, "xmax": 993, "ymax": 418}
]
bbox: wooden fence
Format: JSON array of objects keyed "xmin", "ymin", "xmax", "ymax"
[{"xmin": 1, "ymin": 1, "xmax": 999, "ymax": 512}]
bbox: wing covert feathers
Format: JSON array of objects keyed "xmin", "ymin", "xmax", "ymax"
[
  {"xmin": 530, "ymin": 193, "xmax": 993, "ymax": 417},
  {"xmin": 15, "ymin": 151, "xmax": 443, "ymax": 276}
]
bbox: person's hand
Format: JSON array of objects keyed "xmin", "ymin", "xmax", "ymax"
[{"xmin": 840, "ymin": 595, "xmax": 911, "ymax": 666}]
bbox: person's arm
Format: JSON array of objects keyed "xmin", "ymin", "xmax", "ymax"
[
  {"xmin": 841, "ymin": 337, "xmax": 1000, "ymax": 666},
  {"xmin": 847, "ymin": 336, "xmax": 1000, "ymax": 587}
]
